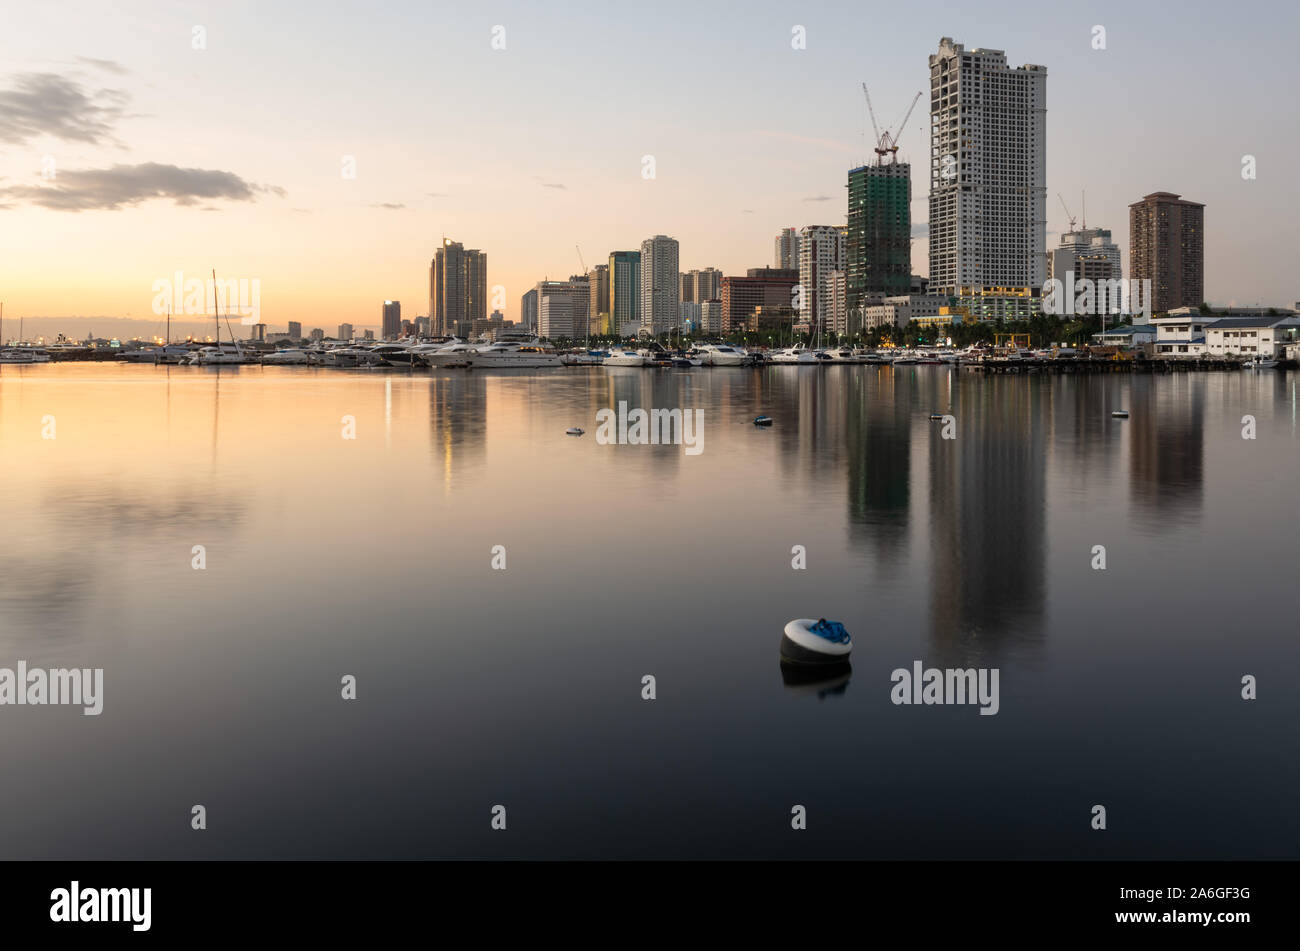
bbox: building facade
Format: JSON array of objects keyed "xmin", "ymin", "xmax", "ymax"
[
  {"xmin": 846, "ymin": 162, "xmax": 911, "ymax": 321},
  {"xmin": 720, "ymin": 268, "xmax": 799, "ymax": 333},
  {"xmin": 1129, "ymin": 192, "xmax": 1204, "ymax": 314},
  {"xmin": 640, "ymin": 235, "xmax": 680, "ymax": 335},
  {"xmin": 774, "ymin": 228, "xmax": 800, "ymax": 269},
  {"xmin": 588, "ymin": 264, "xmax": 610, "ymax": 334},
  {"xmin": 928, "ymin": 37, "xmax": 1047, "ymax": 316},
  {"xmin": 520, "ymin": 288, "xmax": 538, "ymax": 332},
  {"xmin": 797, "ymin": 225, "xmax": 845, "ymax": 336},
  {"xmin": 608, "ymin": 251, "xmax": 641, "ymax": 333},
  {"xmin": 381, "ymin": 301, "xmax": 401, "ymax": 339},
  {"xmin": 338, "ymin": 322, "xmax": 354, "ymax": 341},
  {"xmin": 430, "ymin": 239, "xmax": 487, "ymax": 337}
]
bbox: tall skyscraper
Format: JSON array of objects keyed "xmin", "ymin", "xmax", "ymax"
[
  {"xmin": 1048, "ymin": 227, "xmax": 1122, "ymax": 284},
  {"xmin": 536, "ymin": 279, "xmax": 588, "ymax": 340},
  {"xmin": 338, "ymin": 322, "xmax": 354, "ymax": 340},
  {"xmin": 287, "ymin": 321, "xmax": 302, "ymax": 340},
  {"xmin": 929, "ymin": 37, "xmax": 1047, "ymax": 319},
  {"xmin": 520, "ymin": 288, "xmax": 538, "ymax": 332},
  {"xmin": 681, "ymin": 268, "xmax": 722, "ymax": 305},
  {"xmin": 774, "ymin": 228, "xmax": 800, "ymax": 269},
  {"xmin": 1129, "ymin": 192, "xmax": 1205, "ymax": 313},
  {"xmin": 430, "ymin": 239, "xmax": 487, "ymax": 336},
  {"xmin": 798, "ymin": 225, "xmax": 845, "ymax": 335},
  {"xmin": 846, "ymin": 162, "xmax": 911, "ymax": 319},
  {"xmin": 720, "ymin": 268, "xmax": 799, "ymax": 332},
  {"xmin": 381, "ymin": 301, "xmax": 401, "ymax": 339},
  {"xmin": 640, "ymin": 235, "xmax": 680, "ymax": 335},
  {"xmin": 588, "ymin": 263, "xmax": 610, "ymax": 333},
  {"xmin": 608, "ymin": 250, "xmax": 641, "ymax": 335}
]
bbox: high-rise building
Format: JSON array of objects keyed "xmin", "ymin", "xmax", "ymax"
[
  {"xmin": 681, "ymin": 268, "xmax": 722, "ymax": 305},
  {"xmin": 640, "ymin": 235, "xmax": 680, "ymax": 335},
  {"xmin": 588, "ymin": 264, "xmax": 610, "ymax": 334},
  {"xmin": 338, "ymin": 322, "xmax": 354, "ymax": 340},
  {"xmin": 1048, "ymin": 228, "xmax": 1122, "ymax": 284},
  {"xmin": 287, "ymin": 321, "xmax": 302, "ymax": 340},
  {"xmin": 381, "ymin": 301, "xmax": 401, "ymax": 339},
  {"xmin": 929, "ymin": 37, "xmax": 1047, "ymax": 319},
  {"xmin": 309, "ymin": 328, "xmax": 324, "ymax": 342},
  {"xmin": 774, "ymin": 228, "xmax": 800, "ymax": 269},
  {"xmin": 847, "ymin": 163, "xmax": 911, "ymax": 321},
  {"xmin": 720, "ymin": 268, "xmax": 800, "ymax": 333},
  {"xmin": 608, "ymin": 251, "xmax": 641, "ymax": 334},
  {"xmin": 1129, "ymin": 192, "xmax": 1205, "ymax": 313},
  {"xmin": 520, "ymin": 288, "xmax": 538, "ymax": 332},
  {"xmin": 700, "ymin": 299, "xmax": 723, "ymax": 336},
  {"xmin": 430, "ymin": 239, "xmax": 487, "ymax": 336},
  {"xmin": 536, "ymin": 279, "xmax": 589, "ymax": 340},
  {"xmin": 797, "ymin": 225, "xmax": 845, "ymax": 336},
  {"xmin": 828, "ymin": 271, "xmax": 849, "ymax": 336}
]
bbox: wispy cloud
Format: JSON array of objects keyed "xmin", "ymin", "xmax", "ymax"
[
  {"xmin": 540, "ymin": 182, "xmax": 566, "ymax": 190},
  {"xmin": 370, "ymin": 201, "xmax": 405, "ymax": 210},
  {"xmin": 75, "ymin": 57, "xmax": 129, "ymax": 76},
  {"xmin": 911, "ymin": 223, "xmax": 928, "ymax": 237},
  {"xmin": 0, "ymin": 72, "xmax": 129, "ymax": 145},
  {"xmin": 802, "ymin": 195, "xmax": 833, "ymax": 202},
  {"xmin": 0, "ymin": 162, "xmax": 284, "ymax": 212}
]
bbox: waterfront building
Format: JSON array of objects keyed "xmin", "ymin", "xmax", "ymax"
[
  {"xmin": 588, "ymin": 264, "xmax": 610, "ymax": 333},
  {"xmin": 720, "ymin": 268, "xmax": 799, "ymax": 332},
  {"xmin": 608, "ymin": 251, "xmax": 641, "ymax": 331},
  {"xmin": 338, "ymin": 322, "xmax": 354, "ymax": 341},
  {"xmin": 309, "ymin": 328, "xmax": 324, "ymax": 342},
  {"xmin": 828, "ymin": 270, "xmax": 849, "ymax": 336},
  {"xmin": 520, "ymin": 288, "xmax": 538, "ymax": 332},
  {"xmin": 1048, "ymin": 227, "xmax": 1122, "ymax": 285},
  {"xmin": 640, "ymin": 235, "xmax": 680, "ymax": 335},
  {"xmin": 861, "ymin": 294, "xmax": 951, "ymax": 330},
  {"xmin": 700, "ymin": 299, "xmax": 722, "ymax": 335},
  {"xmin": 929, "ymin": 37, "xmax": 1047, "ymax": 319},
  {"xmin": 846, "ymin": 161, "xmax": 911, "ymax": 317},
  {"xmin": 536, "ymin": 279, "xmax": 589, "ymax": 340},
  {"xmin": 680, "ymin": 267, "xmax": 723, "ymax": 304},
  {"xmin": 1129, "ymin": 192, "xmax": 1205, "ymax": 313},
  {"xmin": 774, "ymin": 228, "xmax": 800, "ymax": 269},
  {"xmin": 287, "ymin": 321, "xmax": 302, "ymax": 340},
  {"xmin": 797, "ymin": 225, "xmax": 845, "ymax": 337},
  {"xmin": 381, "ymin": 301, "xmax": 401, "ymax": 339},
  {"xmin": 430, "ymin": 239, "xmax": 487, "ymax": 337}
]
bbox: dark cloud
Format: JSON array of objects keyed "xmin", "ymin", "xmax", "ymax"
[
  {"xmin": 370, "ymin": 202, "xmax": 405, "ymax": 209},
  {"xmin": 0, "ymin": 162, "xmax": 285, "ymax": 211},
  {"xmin": 75, "ymin": 57, "xmax": 129, "ymax": 76},
  {"xmin": 0, "ymin": 72, "xmax": 129, "ymax": 145},
  {"xmin": 802, "ymin": 195, "xmax": 832, "ymax": 202}
]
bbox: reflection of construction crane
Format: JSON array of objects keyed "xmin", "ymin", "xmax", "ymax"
[
  {"xmin": 862, "ymin": 83, "xmax": 922, "ymax": 165},
  {"xmin": 1058, "ymin": 193, "xmax": 1077, "ymax": 233}
]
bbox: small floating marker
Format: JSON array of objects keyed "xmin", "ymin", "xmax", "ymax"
[
  {"xmin": 780, "ymin": 618, "xmax": 852, "ymax": 666},
  {"xmin": 565, "ymin": 427, "xmax": 584, "ymax": 436},
  {"xmin": 929, "ymin": 413, "xmax": 944, "ymax": 421},
  {"xmin": 753, "ymin": 415, "xmax": 774, "ymax": 426},
  {"xmin": 1111, "ymin": 410, "xmax": 1129, "ymax": 419}
]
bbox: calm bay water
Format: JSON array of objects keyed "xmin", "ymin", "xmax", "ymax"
[{"xmin": 1, "ymin": 362, "xmax": 1297, "ymax": 859}]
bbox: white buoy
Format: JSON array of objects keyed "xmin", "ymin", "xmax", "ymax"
[{"xmin": 780, "ymin": 618, "xmax": 852, "ymax": 665}]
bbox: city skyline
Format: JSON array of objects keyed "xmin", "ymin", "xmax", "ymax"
[{"xmin": 2, "ymin": 0, "xmax": 1296, "ymax": 340}]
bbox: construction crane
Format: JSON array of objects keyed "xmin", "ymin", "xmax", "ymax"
[
  {"xmin": 1058, "ymin": 194, "xmax": 1077, "ymax": 233},
  {"xmin": 862, "ymin": 83, "xmax": 922, "ymax": 165}
]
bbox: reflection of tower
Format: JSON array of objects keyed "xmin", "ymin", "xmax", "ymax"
[
  {"xmin": 1128, "ymin": 376, "xmax": 1204, "ymax": 523},
  {"xmin": 1051, "ymin": 375, "xmax": 1122, "ymax": 484},
  {"xmin": 428, "ymin": 373, "xmax": 488, "ymax": 491},
  {"xmin": 845, "ymin": 368, "xmax": 910, "ymax": 567},
  {"xmin": 928, "ymin": 377, "xmax": 1047, "ymax": 665}
]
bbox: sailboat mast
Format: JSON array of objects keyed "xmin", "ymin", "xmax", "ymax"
[{"xmin": 212, "ymin": 269, "xmax": 220, "ymax": 345}]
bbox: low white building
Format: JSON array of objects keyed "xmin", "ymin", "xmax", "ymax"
[
  {"xmin": 861, "ymin": 294, "xmax": 950, "ymax": 330},
  {"xmin": 1151, "ymin": 313, "xmax": 1210, "ymax": 357},
  {"xmin": 1204, "ymin": 315, "xmax": 1300, "ymax": 358}
]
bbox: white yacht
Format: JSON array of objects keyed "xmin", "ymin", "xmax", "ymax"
[
  {"xmin": 262, "ymin": 348, "xmax": 314, "ymax": 365},
  {"xmin": 603, "ymin": 348, "xmax": 646, "ymax": 367},
  {"xmin": 770, "ymin": 344, "xmax": 820, "ymax": 365},
  {"xmin": 696, "ymin": 343, "xmax": 747, "ymax": 366},
  {"xmin": 463, "ymin": 338, "xmax": 563, "ymax": 368},
  {"xmin": 423, "ymin": 337, "xmax": 486, "ymax": 368},
  {"xmin": 826, "ymin": 347, "xmax": 859, "ymax": 363},
  {"xmin": 185, "ymin": 344, "xmax": 256, "ymax": 365},
  {"xmin": 0, "ymin": 347, "xmax": 51, "ymax": 364}
]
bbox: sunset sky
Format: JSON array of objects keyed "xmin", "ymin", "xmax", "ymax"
[{"xmin": 1, "ymin": 0, "xmax": 1296, "ymax": 339}]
